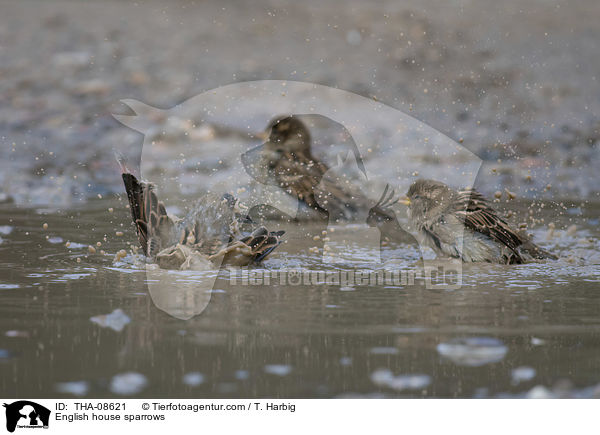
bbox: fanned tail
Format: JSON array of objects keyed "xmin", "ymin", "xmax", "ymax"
[{"xmin": 121, "ymin": 170, "xmax": 171, "ymax": 257}]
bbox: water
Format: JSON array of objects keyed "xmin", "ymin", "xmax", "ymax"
[{"xmin": 0, "ymin": 200, "xmax": 599, "ymax": 398}]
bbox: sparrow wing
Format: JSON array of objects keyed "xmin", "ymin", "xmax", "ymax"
[
  {"xmin": 454, "ymin": 189, "xmax": 524, "ymax": 253},
  {"xmin": 122, "ymin": 172, "xmax": 178, "ymax": 256},
  {"xmin": 240, "ymin": 227, "xmax": 286, "ymax": 263},
  {"xmin": 209, "ymin": 226, "xmax": 285, "ymax": 265},
  {"xmin": 275, "ymin": 152, "xmax": 328, "ymax": 210}
]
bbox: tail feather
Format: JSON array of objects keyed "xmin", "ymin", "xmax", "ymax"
[
  {"xmin": 519, "ymin": 240, "xmax": 558, "ymax": 261},
  {"xmin": 121, "ymin": 171, "xmax": 171, "ymax": 257},
  {"xmin": 122, "ymin": 172, "xmax": 149, "ymax": 254}
]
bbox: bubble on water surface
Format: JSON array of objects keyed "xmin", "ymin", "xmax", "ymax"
[
  {"xmin": 0, "ymin": 283, "xmax": 19, "ymax": 289},
  {"xmin": 56, "ymin": 381, "xmax": 89, "ymax": 397},
  {"xmin": 526, "ymin": 385, "xmax": 554, "ymax": 399},
  {"xmin": 437, "ymin": 337, "xmax": 507, "ymax": 367},
  {"xmin": 264, "ymin": 364, "xmax": 292, "ymax": 376},
  {"xmin": 90, "ymin": 308, "xmax": 131, "ymax": 332},
  {"xmin": 370, "ymin": 368, "xmax": 431, "ymax": 391},
  {"xmin": 339, "ymin": 357, "xmax": 353, "ymax": 366},
  {"xmin": 235, "ymin": 370, "xmax": 250, "ymax": 380},
  {"xmin": 65, "ymin": 242, "xmax": 87, "ymax": 249},
  {"xmin": 182, "ymin": 372, "xmax": 205, "ymax": 387},
  {"xmin": 5, "ymin": 330, "xmax": 29, "ymax": 338},
  {"xmin": 109, "ymin": 372, "xmax": 148, "ymax": 396},
  {"xmin": 531, "ymin": 337, "xmax": 546, "ymax": 346},
  {"xmin": 511, "ymin": 366, "xmax": 536, "ymax": 385}
]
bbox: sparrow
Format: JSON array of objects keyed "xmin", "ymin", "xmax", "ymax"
[
  {"xmin": 120, "ymin": 169, "xmax": 284, "ymax": 270},
  {"xmin": 243, "ymin": 116, "xmax": 329, "ymax": 215},
  {"xmin": 243, "ymin": 115, "xmax": 406, "ymax": 229},
  {"xmin": 400, "ymin": 179, "xmax": 557, "ymax": 264}
]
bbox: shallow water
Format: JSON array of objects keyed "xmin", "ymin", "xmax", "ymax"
[{"xmin": 0, "ymin": 199, "xmax": 599, "ymax": 398}]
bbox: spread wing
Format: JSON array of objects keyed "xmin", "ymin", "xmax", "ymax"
[
  {"xmin": 122, "ymin": 173, "xmax": 177, "ymax": 256},
  {"xmin": 453, "ymin": 189, "xmax": 524, "ymax": 253},
  {"xmin": 123, "ymin": 172, "xmax": 285, "ymax": 267},
  {"xmin": 273, "ymin": 152, "xmax": 388, "ymax": 221}
]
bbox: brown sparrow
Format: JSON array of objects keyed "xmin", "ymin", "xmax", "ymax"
[
  {"xmin": 121, "ymin": 170, "xmax": 284, "ymax": 269},
  {"xmin": 401, "ymin": 179, "xmax": 557, "ymax": 264},
  {"xmin": 243, "ymin": 115, "xmax": 405, "ymax": 230}
]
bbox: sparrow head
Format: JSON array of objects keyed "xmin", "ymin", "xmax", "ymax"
[
  {"xmin": 264, "ymin": 115, "xmax": 311, "ymax": 156},
  {"xmin": 404, "ymin": 179, "xmax": 455, "ymax": 223}
]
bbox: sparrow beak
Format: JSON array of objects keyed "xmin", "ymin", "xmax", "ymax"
[
  {"xmin": 399, "ymin": 196, "xmax": 411, "ymax": 206},
  {"xmin": 254, "ymin": 130, "xmax": 269, "ymax": 141}
]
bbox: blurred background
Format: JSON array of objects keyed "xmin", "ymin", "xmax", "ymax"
[{"xmin": 0, "ymin": 0, "xmax": 598, "ymax": 206}]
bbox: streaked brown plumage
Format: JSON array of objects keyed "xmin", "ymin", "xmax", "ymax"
[
  {"xmin": 402, "ymin": 179, "xmax": 557, "ymax": 264},
  {"xmin": 121, "ymin": 171, "xmax": 284, "ymax": 269},
  {"xmin": 243, "ymin": 115, "xmax": 405, "ymax": 227},
  {"xmin": 271, "ymin": 116, "xmax": 326, "ymax": 207}
]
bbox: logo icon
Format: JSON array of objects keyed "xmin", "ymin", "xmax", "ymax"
[{"xmin": 3, "ymin": 401, "xmax": 50, "ymax": 433}]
